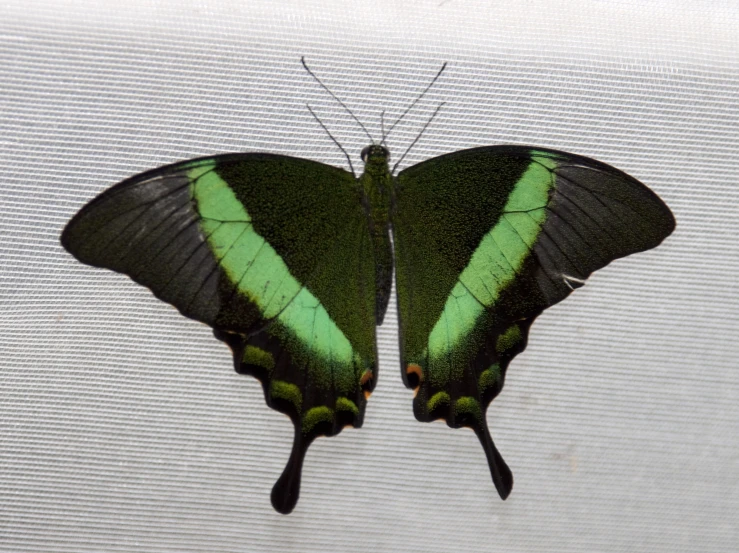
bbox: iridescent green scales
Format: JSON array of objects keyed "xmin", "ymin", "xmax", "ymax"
[
  {"xmin": 423, "ymin": 153, "xmax": 558, "ymax": 387},
  {"xmin": 478, "ymin": 363, "xmax": 502, "ymax": 392},
  {"xmin": 190, "ymin": 163, "xmax": 356, "ymax": 373},
  {"xmin": 242, "ymin": 345, "xmax": 275, "ymax": 371},
  {"xmin": 188, "ymin": 161, "xmax": 369, "ymax": 423}
]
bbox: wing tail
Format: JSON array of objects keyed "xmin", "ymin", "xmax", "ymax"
[
  {"xmin": 271, "ymin": 427, "xmax": 312, "ymax": 514},
  {"xmin": 474, "ymin": 420, "xmax": 513, "ymax": 500}
]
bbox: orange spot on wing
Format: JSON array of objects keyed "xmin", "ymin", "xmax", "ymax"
[
  {"xmin": 359, "ymin": 370, "xmax": 374, "ymax": 400},
  {"xmin": 406, "ymin": 363, "xmax": 424, "ymax": 397}
]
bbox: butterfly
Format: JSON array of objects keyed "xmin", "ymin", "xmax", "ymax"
[{"xmin": 61, "ymin": 61, "xmax": 675, "ymax": 514}]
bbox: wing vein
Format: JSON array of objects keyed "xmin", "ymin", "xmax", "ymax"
[{"xmin": 159, "ymin": 228, "xmax": 221, "ymax": 295}]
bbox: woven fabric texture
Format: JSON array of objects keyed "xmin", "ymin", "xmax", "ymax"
[{"xmin": 1, "ymin": 0, "xmax": 737, "ymax": 551}]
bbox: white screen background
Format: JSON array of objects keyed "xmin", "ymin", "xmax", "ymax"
[{"xmin": 1, "ymin": 1, "xmax": 737, "ymax": 551}]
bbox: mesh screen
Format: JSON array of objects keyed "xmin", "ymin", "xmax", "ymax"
[{"xmin": 1, "ymin": 0, "xmax": 737, "ymax": 551}]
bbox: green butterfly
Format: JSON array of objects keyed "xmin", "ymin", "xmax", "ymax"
[{"xmin": 61, "ymin": 62, "xmax": 675, "ymax": 514}]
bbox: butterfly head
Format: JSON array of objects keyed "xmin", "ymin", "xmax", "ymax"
[{"xmin": 360, "ymin": 144, "xmax": 390, "ymax": 165}]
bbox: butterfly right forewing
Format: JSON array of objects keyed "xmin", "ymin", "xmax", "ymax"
[{"xmin": 392, "ymin": 145, "xmax": 674, "ymax": 498}]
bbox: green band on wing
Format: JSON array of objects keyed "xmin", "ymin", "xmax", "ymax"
[
  {"xmin": 189, "ymin": 164, "xmax": 355, "ymax": 377},
  {"xmin": 189, "ymin": 163, "xmax": 252, "ymax": 222},
  {"xmin": 428, "ymin": 154, "xmax": 556, "ymax": 381},
  {"xmin": 528, "ymin": 150, "xmax": 561, "ymax": 171}
]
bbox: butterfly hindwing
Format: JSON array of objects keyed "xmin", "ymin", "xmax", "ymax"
[
  {"xmin": 392, "ymin": 146, "xmax": 675, "ymax": 498},
  {"xmin": 62, "ymin": 153, "xmax": 379, "ymax": 513}
]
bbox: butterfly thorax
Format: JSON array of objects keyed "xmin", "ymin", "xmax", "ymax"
[
  {"xmin": 358, "ymin": 144, "xmax": 394, "ymax": 325},
  {"xmin": 358, "ymin": 145, "xmax": 392, "ymax": 222}
]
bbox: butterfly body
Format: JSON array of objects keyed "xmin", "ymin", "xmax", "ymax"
[
  {"xmin": 62, "ymin": 143, "xmax": 674, "ymax": 513},
  {"xmin": 358, "ymin": 144, "xmax": 394, "ymax": 325}
]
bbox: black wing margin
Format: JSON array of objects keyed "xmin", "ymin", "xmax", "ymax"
[
  {"xmin": 526, "ymin": 148, "xmax": 675, "ymax": 307},
  {"xmin": 61, "ymin": 157, "xmax": 224, "ymax": 325}
]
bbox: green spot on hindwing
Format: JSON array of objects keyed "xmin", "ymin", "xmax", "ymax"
[
  {"xmin": 427, "ymin": 391, "xmax": 451, "ymax": 413},
  {"xmin": 243, "ymin": 345, "xmax": 275, "ymax": 371},
  {"xmin": 302, "ymin": 406, "xmax": 335, "ymax": 434},
  {"xmin": 335, "ymin": 397, "xmax": 359, "ymax": 416},
  {"xmin": 270, "ymin": 380, "xmax": 303, "ymax": 413},
  {"xmin": 454, "ymin": 396, "xmax": 483, "ymax": 423},
  {"xmin": 496, "ymin": 325, "xmax": 522, "ymax": 353},
  {"xmin": 478, "ymin": 363, "xmax": 501, "ymax": 392}
]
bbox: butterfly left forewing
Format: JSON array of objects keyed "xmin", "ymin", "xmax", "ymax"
[
  {"xmin": 392, "ymin": 146, "xmax": 674, "ymax": 499},
  {"xmin": 62, "ymin": 153, "xmax": 378, "ymax": 513}
]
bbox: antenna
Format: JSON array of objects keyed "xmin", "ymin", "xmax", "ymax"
[
  {"xmin": 306, "ymin": 104, "xmax": 356, "ymax": 177},
  {"xmin": 301, "ymin": 57, "xmax": 374, "ymax": 144},
  {"xmin": 392, "ymin": 102, "xmax": 445, "ymax": 174},
  {"xmin": 381, "ymin": 62, "xmax": 447, "ymax": 145}
]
